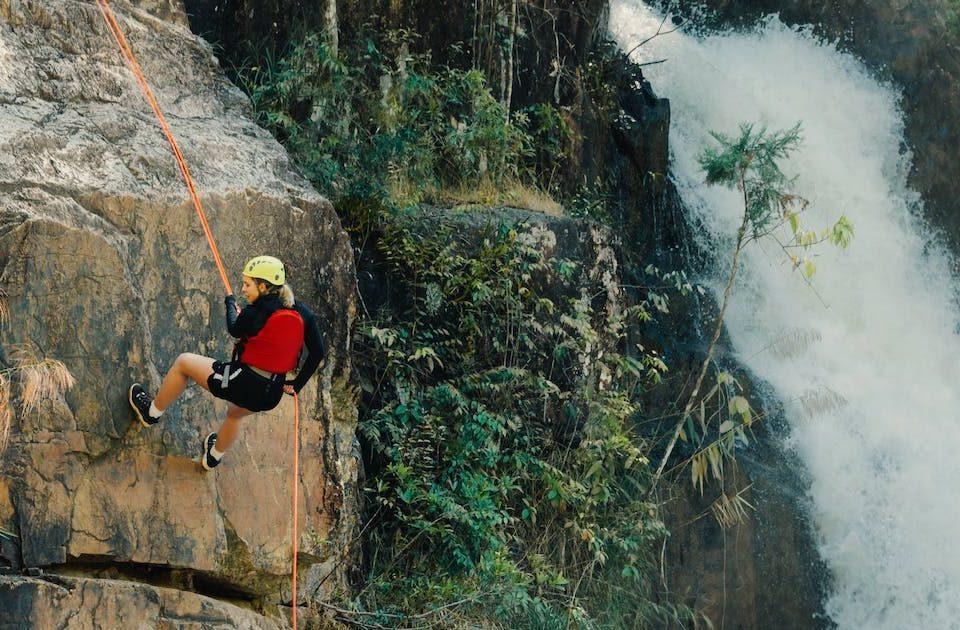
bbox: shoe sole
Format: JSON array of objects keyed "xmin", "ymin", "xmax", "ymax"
[
  {"xmin": 129, "ymin": 384, "xmax": 154, "ymax": 429},
  {"xmin": 200, "ymin": 432, "xmax": 218, "ymax": 471}
]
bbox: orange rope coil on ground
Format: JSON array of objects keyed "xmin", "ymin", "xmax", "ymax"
[{"xmin": 94, "ymin": 2, "xmax": 301, "ymax": 627}]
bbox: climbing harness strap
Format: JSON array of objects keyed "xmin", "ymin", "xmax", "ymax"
[
  {"xmin": 94, "ymin": 3, "xmax": 302, "ymax": 626},
  {"xmin": 212, "ymin": 363, "xmax": 240, "ymax": 390}
]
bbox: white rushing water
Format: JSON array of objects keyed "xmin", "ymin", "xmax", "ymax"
[{"xmin": 609, "ymin": 2, "xmax": 960, "ymax": 627}]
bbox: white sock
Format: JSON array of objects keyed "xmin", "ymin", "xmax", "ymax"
[
  {"xmin": 210, "ymin": 444, "xmax": 225, "ymax": 461},
  {"xmin": 149, "ymin": 402, "xmax": 164, "ymax": 419}
]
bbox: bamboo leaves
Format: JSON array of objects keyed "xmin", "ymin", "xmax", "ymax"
[
  {"xmin": 710, "ymin": 487, "xmax": 756, "ymax": 529},
  {"xmin": 654, "ymin": 122, "xmax": 855, "ymax": 497}
]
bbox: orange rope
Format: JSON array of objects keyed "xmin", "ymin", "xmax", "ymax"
[
  {"xmin": 95, "ymin": 3, "xmax": 301, "ymax": 626},
  {"xmin": 291, "ymin": 392, "xmax": 301, "ymax": 628},
  {"xmin": 94, "ymin": 0, "xmax": 232, "ymax": 296}
]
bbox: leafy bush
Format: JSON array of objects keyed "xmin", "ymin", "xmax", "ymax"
[
  {"xmin": 243, "ymin": 32, "xmax": 542, "ymax": 209},
  {"xmin": 348, "ymin": 215, "xmax": 690, "ymax": 627}
]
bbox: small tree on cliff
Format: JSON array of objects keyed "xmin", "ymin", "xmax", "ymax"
[{"xmin": 652, "ymin": 122, "xmax": 854, "ymax": 486}]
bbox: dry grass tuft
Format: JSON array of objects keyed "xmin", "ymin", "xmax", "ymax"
[
  {"xmin": 0, "ymin": 373, "xmax": 11, "ymax": 454},
  {"xmin": 428, "ymin": 179, "xmax": 565, "ymax": 215},
  {"xmin": 710, "ymin": 485, "xmax": 755, "ymax": 529},
  {"xmin": 385, "ymin": 174, "xmax": 428, "ymax": 209},
  {"xmin": 769, "ymin": 327, "xmax": 822, "ymax": 360},
  {"xmin": 796, "ymin": 387, "xmax": 848, "ymax": 420},
  {"xmin": 0, "ymin": 291, "xmax": 8, "ymax": 328},
  {"xmin": 13, "ymin": 348, "xmax": 77, "ymax": 417},
  {"xmin": 504, "ymin": 185, "xmax": 564, "ymax": 216}
]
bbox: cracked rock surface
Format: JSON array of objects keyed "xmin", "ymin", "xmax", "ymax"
[
  {"xmin": 0, "ymin": 574, "xmax": 284, "ymax": 629},
  {"xmin": 0, "ymin": 0, "xmax": 358, "ymax": 623}
]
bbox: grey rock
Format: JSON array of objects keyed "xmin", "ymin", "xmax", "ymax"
[{"xmin": 0, "ymin": 0, "xmax": 358, "ymax": 614}]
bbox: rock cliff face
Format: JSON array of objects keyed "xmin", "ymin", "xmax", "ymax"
[
  {"xmin": 669, "ymin": 0, "xmax": 960, "ymax": 255},
  {"xmin": 0, "ymin": 0, "xmax": 357, "ymax": 625},
  {"xmin": 0, "ymin": 0, "xmax": 833, "ymax": 627},
  {"xmin": 1, "ymin": 574, "xmax": 283, "ymax": 629},
  {"xmin": 659, "ymin": 404, "xmax": 829, "ymax": 628}
]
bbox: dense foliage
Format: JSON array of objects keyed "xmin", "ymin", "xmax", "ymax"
[
  {"xmin": 351, "ymin": 215, "xmax": 689, "ymax": 627},
  {"xmin": 242, "ymin": 31, "xmax": 571, "ymax": 210},
  {"xmin": 244, "ymin": 27, "xmax": 694, "ymax": 629}
]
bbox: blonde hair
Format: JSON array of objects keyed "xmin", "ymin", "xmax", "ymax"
[
  {"xmin": 258, "ymin": 281, "xmax": 296, "ymax": 307},
  {"xmin": 279, "ymin": 284, "xmax": 295, "ymax": 308}
]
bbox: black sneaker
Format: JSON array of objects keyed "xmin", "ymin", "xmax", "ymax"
[
  {"xmin": 200, "ymin": 432, "xmax": 221, "ymax": 471},
  {"xmin": 129, "ymin": 383, "xmax": 158, "ymax": 427}
]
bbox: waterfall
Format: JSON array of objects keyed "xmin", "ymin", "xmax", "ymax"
[{"xmin": 610, "ymin": 3, "xmax": 960, "ymax": 627}]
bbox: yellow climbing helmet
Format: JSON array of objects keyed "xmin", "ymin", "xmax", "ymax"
[{"xmin": 243, "ymin": 255, "xmax": 285, "ymax": 285}]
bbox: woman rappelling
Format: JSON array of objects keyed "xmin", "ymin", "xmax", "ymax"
[{"xmin": 127, "ymin": 255, "xmax": 324, "ymax": 470}]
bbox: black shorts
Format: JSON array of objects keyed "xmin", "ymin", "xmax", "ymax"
[{"xmin": 207, "ymin": 360, "xmax": 285, "ymax": 412}]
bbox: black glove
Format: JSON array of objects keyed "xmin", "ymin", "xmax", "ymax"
[{"xmin": 224, "ymin": 294, "xmax": 241, "ymax": 333}]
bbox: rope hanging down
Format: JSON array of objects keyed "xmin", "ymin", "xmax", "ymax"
[
  {"xmin": 95, "ymin": 2, "xmax": 302, "ymax": 627},
  {"xmin": 94, "ymin": 0, "xmax": 231, "ymax": 296},
  {"xmin": 291, "ymin": 392, "xmax": 301, "ymax": 627}
]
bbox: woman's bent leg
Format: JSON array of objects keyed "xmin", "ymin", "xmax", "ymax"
[
  {"xmin": 213, "ymin": 403, "xmax": 253, "ymax": 453},
  {"xmin": 154, "ymin": 353, "xmax": 216, "ymax": 411}
]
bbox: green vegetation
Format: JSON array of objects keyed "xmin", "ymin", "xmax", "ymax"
[
  {"xmin": 243, "ymin": 29, "xmax": 697, "ymax": 628},
  {"xmin": 653, "ymin": 123, "xmax": 853, "ymax": 494},
  {"xmin": 242, "ymin": 21, "xmax": 849, "ymax": 628},
  {"xmin": 351, "ymin": 215, "xmax": 689, "ymax": 627},
  {"xmin": 242, "ymin": 31, "xmax": 570, "ymax": 212}
]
